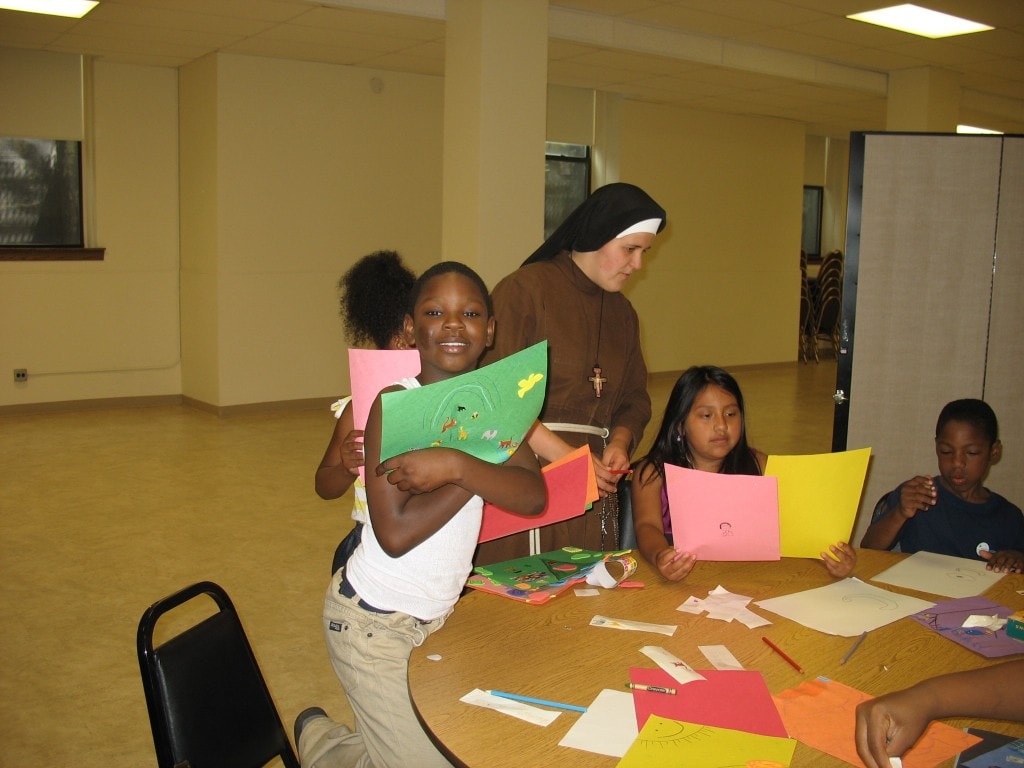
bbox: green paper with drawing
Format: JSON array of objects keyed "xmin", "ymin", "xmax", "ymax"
[{"xmin": 379, "ymin": 341, "xmax": 547, "ymax": 465}]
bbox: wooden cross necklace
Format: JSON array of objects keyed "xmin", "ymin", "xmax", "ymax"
[{"xmin": 588, "ymin": 291, "xmax": 607, "ymax": 398}]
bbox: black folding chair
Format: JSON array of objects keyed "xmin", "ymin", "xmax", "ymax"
[{"xmin": 137, "ymin": 581, "xmax": 299, "ymax": 768}]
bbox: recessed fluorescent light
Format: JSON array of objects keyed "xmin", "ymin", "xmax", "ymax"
[
  {"xmin": 957, "ymin": 124, "xmax": 1002, "ymax": 135},
  {"xmin": 0, "ymin": 0, "xmax": 98, "ymax": 18},
  {"xmin": 847, "ymin": 4, "xmax": 993, "ymax": 38}
]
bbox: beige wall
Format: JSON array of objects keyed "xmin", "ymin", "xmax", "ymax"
[
  {"xmin": 2, "ymin": 46, "xmax": 811, "ymax": 410},
  {"xmin": 179, "ymin": 54, "xmax": 445, "ymax": 407},
  {"xmin": 621, "ymin": 102, "xmax": 806, "ymax": 371},
  {"xmin": 1, "ymin": 53, "xmax": 180, "ymax": 406}
]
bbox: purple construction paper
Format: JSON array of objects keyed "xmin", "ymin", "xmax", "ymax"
[{"xmin": 910, "ymin": 596, "xmax": 1024, "ymax": 659}]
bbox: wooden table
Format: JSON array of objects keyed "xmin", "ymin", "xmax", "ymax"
[{"xmin": 409, "ymin": 549, "xmax": 1024, "ymax": 767}]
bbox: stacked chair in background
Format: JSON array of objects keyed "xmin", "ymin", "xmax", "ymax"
[{"xmin": 799, "ymin": 249, "xmax": 843, "ymax": 363}]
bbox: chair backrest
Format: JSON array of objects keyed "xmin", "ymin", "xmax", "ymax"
[
  {"xmin": 816, "ymin": 287, "xmax": 842, "ymax": 333},
  {"xmin": 137, "ymin": 582, "xmax": 299, "ymax": 768},
  {"xmin": 817, "ymin": 251, "xmax": 843, "ymax": 287}
]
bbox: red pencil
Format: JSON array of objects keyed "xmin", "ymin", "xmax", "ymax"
[
  {"xmin": 608, "ymin": 468, "xmax": 632, "ymax": 475},
  {"xmin": 761, "ymin": 636, "xmax": 804, "ymax": 674}
]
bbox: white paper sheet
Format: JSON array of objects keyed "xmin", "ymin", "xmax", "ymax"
[
  {"xmin": 590, "ymin": 615, "xmax": 676, "ymax": 636},
  {"xmin": 460, "ymin": 688, "xmax": 560, "ymax": 726},
  {"xmin": 754, "ymin": 577, "xmax": 934, "ymax": 637},
  {"xmin": 557, "ymin": 689, "xmax": 638, "ymax": 757},
  {"xmin": 869, "ymin": 551, "xmax": 1005, "ymax": 599},
  {"xmin": 699, "ymin": 644, "xmax": 745, "ymax": 670},
  {"xmin": 676, "ymin": 584, "xmax": 771, "ymax": 628},
  {"xmin": 639, "ymin": 646, "xmax": 706, "ymax": 685}
]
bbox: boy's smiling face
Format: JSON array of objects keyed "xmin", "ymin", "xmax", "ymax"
[
  {"xmin": 935, "ymin": 419, "xmax": 1001, "ymax": 502},
  {"xmin": 405, "ymin": 272, "xmax": 494, "ymax": 385}
]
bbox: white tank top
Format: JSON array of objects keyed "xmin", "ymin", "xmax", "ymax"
[{"xmin": 345, "ymin": 377, "xmax": 484, "ymax": 620}]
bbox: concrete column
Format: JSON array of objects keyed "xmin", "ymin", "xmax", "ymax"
[
  {"xmin": 886, "ymin": 66, "xmax": 961, "ymax": 132},
  {"xmin": 442, "ymin": 0, "xmax": 548, "ymax": 289}
]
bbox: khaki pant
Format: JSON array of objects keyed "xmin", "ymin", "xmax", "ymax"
[{"xmin": 299, "ymin": 569, "xmax": 453, "ymax": 768}]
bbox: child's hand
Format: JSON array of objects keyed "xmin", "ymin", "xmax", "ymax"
[
  {"xmin": 855, "ymin": 689, "xmax": 932, "ymax": 768},
  {"xmin": 340, "ymin": 429, "xmax": 365, "ymax": 474},
  {"xmin": 375, "ymin": 448, "xmax": 459, "ymax": 494},
  {"xmin": 898, "ymin": 475, "xmax": 936, "ymax": 518},
  {"xmin": 820, "ymin": 541, "xmax": 856, "ymax": 578},
  {"xmin": 656, "ymin": 548, "xmax": 696, "ymax": 582},
  {"xmin": 980, "ymin": 548, "xmax": 1024, "ymax": 574}
]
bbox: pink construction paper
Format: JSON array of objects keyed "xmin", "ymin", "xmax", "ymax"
[
  {"xmin": 665, "ymin": 464, "xmax": 780, "ymax": 561},
  {"xmin": 629, "ymin": 668, "xmax": 787, "ymax": 737},
  {"xmin": 478, "ymin": 446, "xmax": 589, "ymax": 542},
  {"xmin": 348, "ymin": 348, "xmax": 420, "ymax": 481}
]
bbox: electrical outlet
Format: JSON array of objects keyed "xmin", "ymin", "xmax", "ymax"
[{"xmin": 14, "ymin": 368, "xmax": 27, "ymax": 383}]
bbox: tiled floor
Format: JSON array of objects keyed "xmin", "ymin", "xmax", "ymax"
[{"xmin": 0, "ymin": 360, "xmax": 837, "ymax": 767}]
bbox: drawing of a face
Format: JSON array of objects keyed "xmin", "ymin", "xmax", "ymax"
[{"xmin": 720, "ymin": 522, "xmax": 733, "ymax": 536}]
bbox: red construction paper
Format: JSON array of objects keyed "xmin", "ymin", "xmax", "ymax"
[
  {"xmin": 478, "ymin": 446, "xmax": 590, "ymax": 542},
  {"xmin": 629, "ymin": 668, "xmax": 787, "ymax": 737}
]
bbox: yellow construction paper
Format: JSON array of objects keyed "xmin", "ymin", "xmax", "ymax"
[
  {"xmin": 765, "ymin": 447, "xmax": 870, "ymax": 558},
  {"xmin": 616, "ymin": 716, "xmax": 795, "ymax": 768}
]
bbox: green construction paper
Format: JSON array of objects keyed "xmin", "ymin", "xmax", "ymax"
[
  {"xmin": 379, "ymin": 341, "xmax": 547, "ymax": 465},
  {"xmin": 465, "ymin": 547, "xmax": 616, "ymax": 605}
]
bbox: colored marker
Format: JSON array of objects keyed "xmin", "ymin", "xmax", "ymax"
[
  {"xmin": 626, "ymin": 683, "xmax": 676, "ymax": 695},
  {"xmin": 487, "ymin": 690, "xmax": 587, "ymax": 713},
  {"xmin": 761, "ymin": 636, "xmax": 804, "ymax": 674},
  {"xmin": 840, "ymin": 631, "xmax": 868, "ymax": 665}
]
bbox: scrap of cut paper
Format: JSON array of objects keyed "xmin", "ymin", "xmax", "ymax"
[{"xmin": 677, "ymin": 584, "xmax": 771, "ymax": 628}]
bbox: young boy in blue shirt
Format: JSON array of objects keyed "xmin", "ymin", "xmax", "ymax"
[{"xmin": 861, "ymin": 398, "xmax": 1024, "ymax": 573}]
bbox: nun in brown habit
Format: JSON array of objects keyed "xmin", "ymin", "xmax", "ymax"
[{"xmin": 475, "ymin": 182, "xmax": 667, "ymax": 564}]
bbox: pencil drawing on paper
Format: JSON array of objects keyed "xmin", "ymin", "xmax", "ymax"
[{"xmin": 840, "ymin": 592, "xmax": 901, "ymax": 611}]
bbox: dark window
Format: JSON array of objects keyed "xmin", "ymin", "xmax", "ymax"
[
  {"xmin": 0, "ymin": 137, "xmax": 84, "ymax": 248},
  {"xmin": 544, "ymin": 142, "xmax": 590, "ymax": 240},
  {"xmin": 802, "ymin": 185, "xmax": 823, "ymax": 261}
]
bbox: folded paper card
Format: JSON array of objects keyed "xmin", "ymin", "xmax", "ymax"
[
  {"xmin": 479, "ymin": 445, "xmax": 591, "ymax": 542},
  {"xmin": 765, "ymin": 447, "xmax": 870, "ymax": 558},
  {"xmin": 379, "ymin": 341, "xmax": 547, "ymax": 465},
  {"xmin": 466, "ymin": 547, "xmax": 613, "ymax": 604},
  {"xmin": 349, "ymin": 348, "xmax": 421, "ymax": 481},
  {"xmin": 349, "ymin": 348, "xmax": 421, "ymax": 432},
  {"xmin": 665, "ymin": 464, "xmax": 780, "ymax": 561}
]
